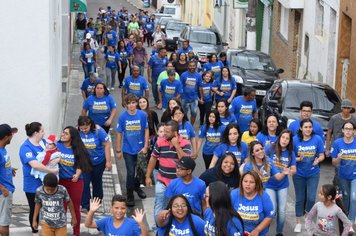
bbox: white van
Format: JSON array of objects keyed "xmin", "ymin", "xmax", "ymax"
[{"xmin": 161, "ymin": 4, "xmax": 181, "ymax": 20}]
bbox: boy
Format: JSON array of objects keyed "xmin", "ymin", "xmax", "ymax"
[
  {"xmin": 32, "ymin": 173, "xmax": 76, "ymax": 236},
  {"xmin": 85, "ymin": 195, "xmax": 148, "ymax": 235}
]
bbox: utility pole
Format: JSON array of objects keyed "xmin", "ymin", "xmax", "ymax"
[{"xmin": 246, "ymin": 0, "xmax": 256, "ymax": 50}]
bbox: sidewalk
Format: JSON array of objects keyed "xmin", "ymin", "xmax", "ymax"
[{"xmin": 126, "ymin": 0, "xmax": 156, "ymax": 15}]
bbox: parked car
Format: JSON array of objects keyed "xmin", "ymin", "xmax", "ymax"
[
  {"xmin": 178, "ymin": 26, "xmax": 228, "ymax": 64},
  {"xmin": 165, "ymin": 20, "xmax": 189, "ymax": 51},
  {"xmin": 227, "ymin": 49, "xmax": 284, "ymax": 105},
  {"xmin": 258, "ymin": 79, "xmax": 341, "ymax": 132},
  {"xmin": 158, "ymin": 16, "xmax": 176, "ymax": 32}
]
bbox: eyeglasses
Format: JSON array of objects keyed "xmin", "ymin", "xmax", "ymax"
[
  {"xmin": 176, "ymin": 166, "xmax": 188, "ymax": 171},
  {"xmin": 172, "ymin": 204, "xmax": 187, "ymax": 209}
]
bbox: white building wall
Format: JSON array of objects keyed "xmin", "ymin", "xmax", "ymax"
[
  {"xmin": 297, "ymin": 0, "xmax": 339, "ymax": 85},
  {"xmin": 0, "ymin": 0, "xmax": 64, "ymax": 204}
]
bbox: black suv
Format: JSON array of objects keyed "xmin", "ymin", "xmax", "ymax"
[
  {"xmin": 258, "ymin": 79, "xmax": 341, "ymax": 131},
  {"xmin": 227, "ymin": 49, "xmax": 283, "ymax": 105}
]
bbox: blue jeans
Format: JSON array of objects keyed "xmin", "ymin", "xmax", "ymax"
[
  {"xmin": 293, "ymin": 173, "xmax": 320, "ymax": 217},
  {"xmin": 81, "ymin": 160, "xmax": 106, "ymax": 210},
  {"xmin": 338, "ymin": 177, "xmax": 356, "ymax": 221},
  {"xmin": 83, "ymin": 63, "xmax": 95, "ymax": 78},
  {"xmin": 152, "ymin": 77, "xmax": 159, "ymax": 105},
  {"xmin": 182, "ymin": 99, "xmax": 198, "ymax": 117},
  {"xmin": 154, "ymin": 181, "xmax": 169, "ymax": 222},
  {"xmin": 105, "ymin": 67, "xmax": 117, "ymax": 88},
  {"xmin": 266, "ymin": 187, "xmax": 288, "ymax": 234},
  {"xmin": 123, "ymin": 153, "xmax": 140, "ymax": 191}
]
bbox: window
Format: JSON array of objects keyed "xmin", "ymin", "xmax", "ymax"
[
  {"xmin": 315, "ymin": 0, "xmax": 324, "ymax": 36},
  {"xmin": 279, "ymin": 5, "xmax": 289, "ymax": 40}
]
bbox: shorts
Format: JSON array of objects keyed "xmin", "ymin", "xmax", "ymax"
[
  {"xmin": 0, "ymin": 192, "xmax": 13, "ymax": 226},
  {"xmin": 182, "ymin": 99, "xmax": 198, "ymax": 117}
]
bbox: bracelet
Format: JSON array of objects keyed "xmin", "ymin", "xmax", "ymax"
[{"xmin": 116, "ymin": 150, "xmax": 121, "ymax": 153}]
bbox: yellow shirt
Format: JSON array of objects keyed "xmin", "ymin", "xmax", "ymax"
[{"xmin": 241, "ymin": 131, "xmax": 256, "ymax": 145}]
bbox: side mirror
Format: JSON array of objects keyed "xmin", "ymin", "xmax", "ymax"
[{"xmin": 277, "ymin": 68, "xmax": 284, "ymax": 74}]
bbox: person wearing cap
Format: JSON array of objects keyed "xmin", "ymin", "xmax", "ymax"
[
  {"xmin": 164, "ymin": 157, "xmax": 206, "ymax": 215},
  {"xmin": 80, "ymin": 72, "xmax": 103, "ymax": 100},
  {"xmin": 82, "ymin": 32, "xmax": 100, "ymax": 52},
  {"xmin": 0, "ymin": 124, "xmax": 17, "ymax": 236},
  {"xmin": 157, "ymin": 69, "xmax": 182, "ymax": 110}
]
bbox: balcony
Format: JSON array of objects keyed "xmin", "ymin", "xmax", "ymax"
[{"xmin": 278, "ymin": 0, "xmax": 304, "ymax": 9}]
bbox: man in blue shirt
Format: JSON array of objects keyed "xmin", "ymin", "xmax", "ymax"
[
  {"xmin": 81, "ymin": 72, "xmax": 103, "ymax": 100},
  {"xmin": 121, "ymin": 66, "xmax": 149, "ymax": 107},
  {"xmin": 0, "ymin": 124, "xmax": 17, "ymax": 235},
  {"xmin": 180, "ymin": 61, "xmax": 202, "ymax": 125},
  {"xmin": 177, "ymin": 40, "xmax": 193, "ymax": 56},
  {"xmin": 103, "ymin": 25, "xmax": 117, "ymax": 54}
]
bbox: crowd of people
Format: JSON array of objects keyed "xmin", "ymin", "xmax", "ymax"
[{"xmin": 0, "ymin": 5, "xmax": 355, "ymax": 236}]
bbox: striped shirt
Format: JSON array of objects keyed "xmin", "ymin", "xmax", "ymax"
[{"xmin": 152, "ymin": 136, "xmax": 191, "ymax": 186}]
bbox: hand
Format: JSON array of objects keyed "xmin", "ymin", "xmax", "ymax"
[
  {"xmin": 116, "ymin": 151, "xmax": 123, "ymax": 160},
  {"xmin": 2, "ymin": 188, "xmax": 9, "ymax": 197},
  {"xmin": 104, "ymin": 119, "xmax": 112, "ymax": 127},
  {"xmin": 139, "ymin": 147, "xmax": 148, "ymax": 155},
  {"xmin": 144, "ymin": 64, "xmax": 148, "ymax": 68},
  {"xmin": 283, "ymin": 167, "xmax": 290, "ymax": 175},
  {"xmin": 106, "ymin": 161, "xmax": 112, "ymax": 171},
  {"xmin": 198, "ymin": 99, "xmax": 204, "ymax": 105},
  {"xmin": 32, "ymin": 220, "xmax": 38, "ymax": 231},
  {"xmin": 132, "ymin": 208, "xmax": 145, "ymax": 224},
  {"xmin": 51, "ymin": 168, "xmax": 59, "ymax": 174},
  {"xmin": 313, "ymin": 158, "xmax": 319, "ymax": 166},
  {"xmin": 337, "ymin": 152, "xmax": 343, "ymax": 160},
  {"xmin": 227, "ymin": 98, "xmax": 232, "ymax": 103},
  {"xmin": 89, "ymin": 197, "xmax": 102, "ymax": 212},
  {"xmin": 158, "ymin": 209, "xmax": 171, "ymax": 222},
  {"xmin": 49, "ymin": 159, "xmax": 59, "ymax": 166},
  {"xmin": 72, "ymin": 175, "xmax": 79, "ymax": 182},
  {"xmin": 71, "ymin": 216, "xmax": 77, "ymax": 227},
  {"xmin": 249, "ymin": 229, "xmax": 259, "ymax": 236},
  {"xmin": 191, "ymin": 152, "xmax": 198, "ymax": 160},
  {"xmin": 170, "ymin": 136, "xmax": 179, "ymax": 147},
  {"xmin": 325, "ymin": 149, "xmax": 330, "ymax": 157},
  {"xmin": 157, "ymin": 103, "xmax": 162, "ymax": 110},
  {"xmin": 12, "ymin": 168, "xmax": 17, "ymax": 177},
  {"xmin": 219, "ymin": 91, "xmax": 224, "ymax": 96},
  {"xmin": 145, "ymin": 177, "xmax": 152, "ymax": 187},
  {"xmin": 298, "ymin": 153, "xmax": 305, "ymax": 161}
]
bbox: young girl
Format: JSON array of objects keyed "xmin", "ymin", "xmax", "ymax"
[
  {"xmin": 305, "ymin": 184, "xmax": 352, "ymax": 235},
  {"xmin": 138, "ymin": 25, "xmax": 144, "ymax": 43},
  {"xmin": 197, "ymin": 110, "xmax": 226, "ymax": 169},
  {"xmin": 212, "ymin": 67, "xmax": 237, "ymax": 103},
  {"xmin": 161, "ymin": 98, "xmax": 182, "ymax": 123},
  {"xmin": 198, "ymin": 71, "xmax": 214, "ymax": 126},
  {"xmin": 256, "ymin": 114, "xmax": 281, "ymax": 147},
  {"xmin": 217, "ymin": 99, "xmax": 236, "ymax": 126},
  {"xmin": 209, "ymin": 123, "xmax": 248, "ymax": 168},
  {"xmin": 241, "ymin": 118, "xmax": 262, "ymax": 145}
]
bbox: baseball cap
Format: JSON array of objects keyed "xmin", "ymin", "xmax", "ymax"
[
  {"xmin": 0, "ymin": 124, "xmax": 18, "ymax": 140},
  {"xmin": 174, "ymin": 157, "xmax": 196, "ymax": 171},
  {"xmin": 168, "ymin": 69, "xmax": 176, "ymax": 75},
  {"xmin": 341, "ymin": 99, "xmax": 353, "ymax": 108},
  {"xmin": 85, "ymin": 33, "xmax": 91, "ymax": 39}
]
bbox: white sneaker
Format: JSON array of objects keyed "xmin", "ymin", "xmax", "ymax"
[
  {"xmin": 294, "ymin": 223, "xmax": 302, "ymax": 233},
  {"xmin": 111, "ymin": 87, "xmax": 114, "ymax": 91},
  {"xmin": 350, "ymin": 227, "xmax": 355, "ymax": 233}
]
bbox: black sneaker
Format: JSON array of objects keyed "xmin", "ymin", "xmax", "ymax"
[
  {"xmin": 135, "ymin": 188, "xmax": 147, "ymax": 199},
  {"xmin": 127, "ymin": 192, "xmax": 135, "ymax": 207}
]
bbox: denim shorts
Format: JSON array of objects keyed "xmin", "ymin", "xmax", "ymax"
[{"xmin": 182, "ymin": 99, "xmax": 198, "ymax": 116}]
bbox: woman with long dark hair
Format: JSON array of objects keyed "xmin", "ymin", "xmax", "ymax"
[
  {"xmin": 212, "ymin": 67, "xmax": 236, "ymax": 103},
  {"xmin": 58, "ymin": 126, "xmax": 92, "ymax": 236},
  {"xmin": 256, "ymin": 114, "xmax": 282, "ymax": 147},
  {"xmin": 160, "ymin": 97, "xmax": 182, "ymax": 123},
  {"xmin": 156, "ymin": 195, "xmax": 205, "ymax": 236},
  {"xmin": 241, "ymin": 118, "xmax": 262, "ymax": 145},
  {"xmin": 173, "ymin": 52, "xmax": 189, "ymax": 76},
  {"xmin": 217, "ymin": 99, "xmax": 236, "ymax": 126},
  {"xmin": 204, "ymin": 181, "xmax": 244, "ymax": 235},
  {"xmin": 138, "ymin": 96, "xmax": 159, "ymax": 137}
]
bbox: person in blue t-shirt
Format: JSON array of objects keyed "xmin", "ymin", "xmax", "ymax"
[
  {"xmin": 116, "ymin": 94, "xmax": 149, "ymax": 207},
  {"xmin": 219, "ymin": 51, "xmax": 229, "ymax": 67},
  {"xmin": 198, "ymin": 71, "xmax": 214, "ymax": 126},
  {"xmin": 256, "ymin": 114, "xmax": 282, "ymax": 147},
  {"xmin": 143, "ymin": 18, "xmax": 154, "ymax": 46},
  {"xmin": 82, "ymin": 82, "xmax": 117, "ymax": 133},
  {"xmin": 212, "ymin": 67, "xmax": 237, "ymax": 103},
  {"xmin": 177, "ymin": 40, "xmax": 193, "ymax": 56},
  {"xmin": 85, "ymin": 195, "xmax": 148, "ymax": 236},
  {"xmin": 148, "ymin": 48, "xmax": 169, "ymax": 106},
  {"xmin": 292, "ymin": 118, "xmax": 325, "ymax": 233},
  {"xmin": 81, "ymin": 72, "xmax": 103, "ymax": 100},
  {"xmin": 85, "ymin": 23, "xmax": 97, "ymax": 38},
  {"xmin": 0, "ymin": 124, "xmax": 17, "ymax": 235},
  {"xmin": 158, "ymin": 69, "xmax": 183, "ymax": 110},
  {"xmin": 117, "ymin": 40, "xmax": 131, "ymax": 88},
  {"xmin": 156, "ymin": 195, "xmax": 205, "ymax": 236},
  {"xmin": 210, "ymin": 123, "xmax": 248, "ymax": 168},
  {"xmin": 122, "ymin": 66, "xmax": 149, "ymax": 107},
  {"xmin": 204, "ymin": 181, "xmax": 244, "ymax": 236},
  {"xmin": 202, "ymin": 54, "xmax": 224, "ymax": 79},
  {"xmin": 217, "ymin": 99, "xmax": 237, "ymax": 126},
  {"xmin": 104, "ymin": 45, "xmax": 122, "ymax": 90},
  {"xmin": 80, "ymin": 42, "xmax": 97, "ymax": 78},
  {"xmin": 229, "ymin": 87, "xmax": 258, "ymax": 132},
  {"xmin": 180, "ymin": 61, "xmax": 203, "ymax": 125},
  {"xmin": 197, "ymin": 110, "xmax": 226, "ymax": 169},
  {"xmin": 330, "ymin": 121, "xmax": 356, "ymax": 222},
  {"xmin": 78, "ymin": 116, "xmax": 112, "ymax": 212},
  {"xmin": 19, "ymin": 122, "xmax": 59, "ymax": 234},
  {"xmin": 103, "ymin": 25, "xmax": 117, "ymax": 53},
  {"xmin": 231, "ymin": 171, "xmax": 275, "ymax": 236},
  {"xmin": 288, "ymin": 101, "xmax": 325, "ymax": 141},
  {"xmin": 264, "ymin": 129, "xmax": 296, "ymax": 235}
]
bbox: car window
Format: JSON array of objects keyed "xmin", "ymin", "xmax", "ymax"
[
  {"xmin": 284, "ymin": 86, "xmax": 314, "ymax": 110},
  {"xmin": 270, "ymin": 85, "xmax": 282, "ymax": 101},
  {"xmin": 189, "ymin": 31, "xmax": 217, "ymax": 44},
  {"xmin": 231, "ymin": 53, "xmax": 275, "ymax": 71},
  {"xmin": 313, "ymin": 87, "xmax": 340, "ymax": 113},
  {"xmin": 166, "ymin": 22, "xmax": 185, "ymax": 31}
]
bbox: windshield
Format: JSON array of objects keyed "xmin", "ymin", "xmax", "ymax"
[
  {"xmin": 164, "ymin": 8, "xmax": 176, "ymax": 15},
  {"xmin": 160, "ymin": 17, "xmax": 172, "ymax": 25},
  {"xmin": 189, "ymin": 31, "xmax": 216, "ymax": 44},
  {"xmin": 166, "ymin": 22, "xmax": 186, "ymax": 31},
  {"xmin": 231, "ymin": 53, "xmax": 276, "ymax": 71}
]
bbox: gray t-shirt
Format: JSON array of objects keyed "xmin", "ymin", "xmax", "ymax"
[
  {"xmin": 327, "ymin": 113, "xmax": 356, "ymax": 141},
  {"xmin": 34, "ymin": 185, "xmax": 70, "ymax": 228}
]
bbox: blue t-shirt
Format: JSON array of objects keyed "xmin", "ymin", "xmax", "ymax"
[
  {"xmin": 198, "ymin": 125, "xmax": 226, "ymax": 155},
  {"xmin": 83, "ymin": 95, "xmax": 117, "ymax": 126},
  {"xmin": 19, "ymin": 139, "xmax": 44, "ymax": 193},
  {"xmin": 80, "ymin": 49, "xmax": 96, "ymax": 65},
  {"xmin": 143, "ymin": 22, "xmax": 154, "ymax": 33},
  {"xmin": 0, "ymin": 148, "xmax": 15, "ymax": 194},
  {"xmin": 57, "ymin": 142, "xmax": 79, "ymax": 180},
  {"xmin": 105, "ymin": 52, "xmax": 120, "ymax": 69},
  {"xmin": 293, "ymin": 135, "xmax": 325, "ymax": 177},
  {"xmin": 229, "ymin": 96, "xmax": 257, "ymax": 132},
  {"xmin": 80, "ymin": 78, "xmax": 103, "ymax": 98},
  {"xmin": 200, "ymin": 81, "xmax": 213, "ymax": 103},
  {"xmin": 123, "ymin": 75, "xmax": 149, "ymax": 98},
  {"xmin": 243, "ymin": 158, "xmax": 279, "ymax": 185},
  {"xmin": 157, "ymin": 214, "xmax": 205, "ymax": 236},
  {"xmin": 256, "ymin": 132, "xmax": 278, "ymax": 147},
  {"xmin": 212, "ymin": 77, "xmax": 236, "ymax": 101},
  {"xmin": 85, "ymin": 28, "xmax": 97, "ymax": 37},
  {"xmin": 105, "ymin": 30, "xmax": 117, "ymax": 46},
  {"xmin": 288, "ymin": 119, "xmax": 325, "ymax": 141},
  {"xmin": 330, "ymin": 137, "xmax": 356, "ymax": 180},
  {"xmin": 148, "ymin": 55, "xmax": 169, "ymax": 79},
  {"xmin": 116, "ymin": 110, "xmax": 148, "ymax": 155},
  {"xmin": 265, "ymin": 145, "xmax": 296, "ymax": 189},
  {"xmin": 204, "ymin": 208, "xmax": 244, "ymax": 236},
  {"xmin": 96, "ymin": 217, "xmax": 141, "ymax": 236},
  {"xmin": 80, "ymin": 127, "xmax": 109, "ymax": 166},
  {"xmin": 179, "ymin": 122, "xmax": 196, "ymax": 140},
  {"xmin": 180, "ymin": 71, "xmax": 202, "ymax": 100},
  {"xmin": 177, "ymin": 46, "xmax": 193, "ymax": 56},
  {"xmin": 118, "ymin": 49, "xmax": 130, "ymax": 64},
  {"xmin": 165, "ymin": 177, "xmax": 206, "ymax": 214},
  {"xmin": 160, "ymin": 79, "xmax": 183, "ymax": 109},
  {"xmin": 220, "ymin": 114, "xmax": 237, "ymax": 126},
  {"xmin": 213, "ymin": 143, "xmax": 248, "ymax": 165},
  {"xmin": 231, "ymin": 189, "xmax": 275, "ymax": 236},
  {"xmin": 203, "ymin": 61, "xmax": 224, "ymax": 79}
]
